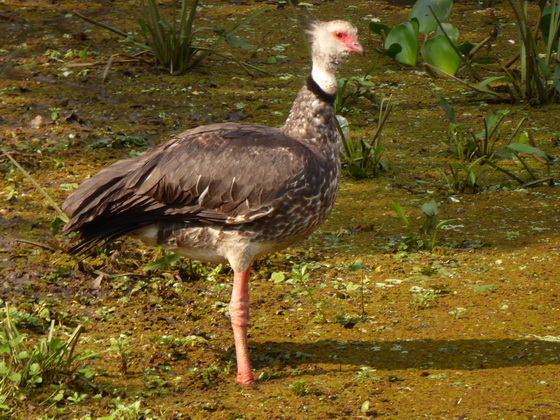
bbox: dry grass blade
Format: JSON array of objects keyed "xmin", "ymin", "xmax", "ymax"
[{"xmin": 1, "ymin": 148, "xmax": 69, "ymax": 222}]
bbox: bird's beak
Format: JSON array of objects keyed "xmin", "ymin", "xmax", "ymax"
[{"xmin": 347, "ymin": 39, "xmax": 365, "ymax": 56}]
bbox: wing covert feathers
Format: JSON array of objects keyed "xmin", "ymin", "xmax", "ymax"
[{"xmin": 62, "ymin": 123, "xmax": 319, "ymax": 251}]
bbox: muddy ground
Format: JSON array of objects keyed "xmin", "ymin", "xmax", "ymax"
[{"xmin": 1, "ymin": 0, "xmax": 559, "ymax": 418}]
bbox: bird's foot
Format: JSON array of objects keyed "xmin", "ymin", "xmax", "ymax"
[{"xmin": 236, "ymin": 371, "xmax": 254, "ymax": 386}]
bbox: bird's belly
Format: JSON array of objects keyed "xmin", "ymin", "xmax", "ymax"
[
  {"xmin": 131, "ymin": 222, "xmax": 305, "ymax": 272},
  {"xmin": 131, "ymin": 224, "xmax": 230, "ymax": 264}
]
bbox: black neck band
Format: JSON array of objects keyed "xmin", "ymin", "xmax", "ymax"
[{"xmin": 306, "ymin": 76, "xmax": 336, "ymax": 105}]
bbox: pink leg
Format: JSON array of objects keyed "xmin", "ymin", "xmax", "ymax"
[{"xmin": 229, "ymin": 267, "xmax": 254, "ymax": 385}]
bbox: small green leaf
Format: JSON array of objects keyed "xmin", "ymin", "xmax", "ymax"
[
  {"xmin": 349, "ymin": 260, "xmax": 364, "ymax": 271},
  {"xmin": 8, "ymin": 372, "xmax": 21, "ymax": 383},
  {"xmin": 270, "ymin": 272, "xmax": 285, "ymax": 283},
  {"xmin": 471, "ymin": 284, "xmax": 497, "ymax": 292},
  {"xmin": 484, "ymin": 110, "xmax": 508, "ymax": 132},
  {"xmin": 226, "ymin": 35, "xmax": 254, "ymax": 50},
  {"xmin": 421, "ymin": 200, "xmax": 439, "ymax": 217},
  {"xmin": 51, "ymin": 215, "xmax": 65, "ymax": 235},
  {"xmin": 436, "ymin": 95, "xmax": 456, "ymax": 123},
  {"xmin": 143, "ymin": 253, "xmax": 181, "ymax": 271},
  {"xmin": 361, "ymin": 400, "xmax": 371, "ymax": 413},
  {"xmin": 392, "ymin": 200, "xmax": 412, "ymax": 229},
  {"xmin": 16, "ymin": 350, "xmax": 29, "ymax": 360}
]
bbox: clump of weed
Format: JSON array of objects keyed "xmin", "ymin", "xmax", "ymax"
[
  {"xmin": 391, "ymin": 199, "xmax": 457, "ymax": 251},
  {"xmin": 0, "ymin": 306, "xmax": 94, "ymax": 412},
  {"xmin": 437, "ymin": 97, "xmax": 555, "ymax": 192}
]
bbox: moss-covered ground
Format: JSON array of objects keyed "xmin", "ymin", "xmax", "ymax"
[{"xmin": 1, "ymin": 0, "xmax": 559, "ymax": 418}]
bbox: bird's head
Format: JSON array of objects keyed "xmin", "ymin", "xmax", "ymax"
[
  {"xmin": 305, "ymin": 17, "xmax": 364, "ymax": 71},
  {"xmin": 303, "ymin": 15, "xmax": 363, "ymax": 96}
]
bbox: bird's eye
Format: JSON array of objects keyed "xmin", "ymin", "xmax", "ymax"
[{"xmin": 334, "ymin": 31, "xmax": 344, "ymax": 39}]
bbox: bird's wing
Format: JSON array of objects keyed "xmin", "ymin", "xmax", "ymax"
[{"xmin": 62, "ymin": 123, "xmax": 320, "ymax": 247}]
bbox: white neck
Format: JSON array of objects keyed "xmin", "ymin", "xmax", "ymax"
[{"xmin": 311, "ymin": 66, "xmax": 337, "ymax": 96}]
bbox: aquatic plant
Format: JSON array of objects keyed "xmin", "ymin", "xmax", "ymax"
[
  {"xmin": 0, "ymin": 306, "xmax": 93, "ymax": 411},
  {"xmin": 391, "ymin": 199, "xmax": 457, "ymax": 251},
  {"xmin": 75, "ymin": 0, "xmax": 267, "ymax": 74},
  {"xmin": 334, "ymin": 62, "xmax": 379, "ymax": 115},
  {"xmin": 369, "ymin": 0, "xmax": 486, "ymax": 77},
  {"xmin": 339, "ymin": 95, "xmax": 393, "ymax": 179},
  {"xmin": 498, "ymin": 0, "xmax": 560, "ymax": 103},
  {"xmin": 437, "ymin": 97, "xmax": 555, "ymax": 189},
  {"xmin": 370, "ymin": 0, "xmax": 560, "ymax": 103}
]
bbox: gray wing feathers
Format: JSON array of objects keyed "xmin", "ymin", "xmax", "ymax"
[{"xmin": 63, "ymin": 123, "xmax": 311, "ymax": 237}]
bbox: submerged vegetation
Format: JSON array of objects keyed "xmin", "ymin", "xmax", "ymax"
[{"xmin": 1, "ymin": 0, "xmax": 560, "ymax": 417}]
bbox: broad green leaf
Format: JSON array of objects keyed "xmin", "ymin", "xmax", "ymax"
[
  {"xmin": 385, "ymin": 42, "xmax": 403, "ymax": 59},
  {"xmin": 421, "ymin": 34, "xmax": 460, "ymax": 75},
  {"xmin": 507, "ymin": 143, "xmax": 549, "ymax": 160},
  {"xmin": 436, "ymin": 23, "xmax": 459, "ymax": 43},
  {"xmin": 457, "ymin": 40, "xmax": 476, "ymax": 55},
  {"xmin": 494, "ymin": 148, "xmax": 515, "ymax": 159},
  {"xmin": 369, "ymin": 22, "xmax": 392, "ymax": 38},
  {"xmin": 51, "ymin": 215, "xmax": 65, "ymax": 235},
  {"xmin": 518, "ymin": 132, "xmax": 530, "ymax": 144},
  {"xmin": 385, "ymin": 21, "xmax": 418, "ymax": 66},
  {"xmin": 409, "ymin": 0, "xmax": 453, "ymax": 34}
]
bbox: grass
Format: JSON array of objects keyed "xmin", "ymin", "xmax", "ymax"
[
  {"xmin": 339, "ymin": 95, "xmax": 393, "ymax": 179},
  {"xmin": 503, "ymin": 0, "xmax": 560, "ymax": 104},
  {"xmin": 75, "ymin": 0, "xmax": 267, "ymax": 75},
  {"xmin": 334, "ymin": 63, "xmax": 379, "ymax": 115},
  {"xmin": 391, "ymin": 199, "xmax": 457, "ymax": 251},
  {"xmin": 0, "ymin": 306, "xmax": 94, "ymax": 413},
  {"xmin": 437, "ymin": 97, "xmax": 554, "ymax": 191}
]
